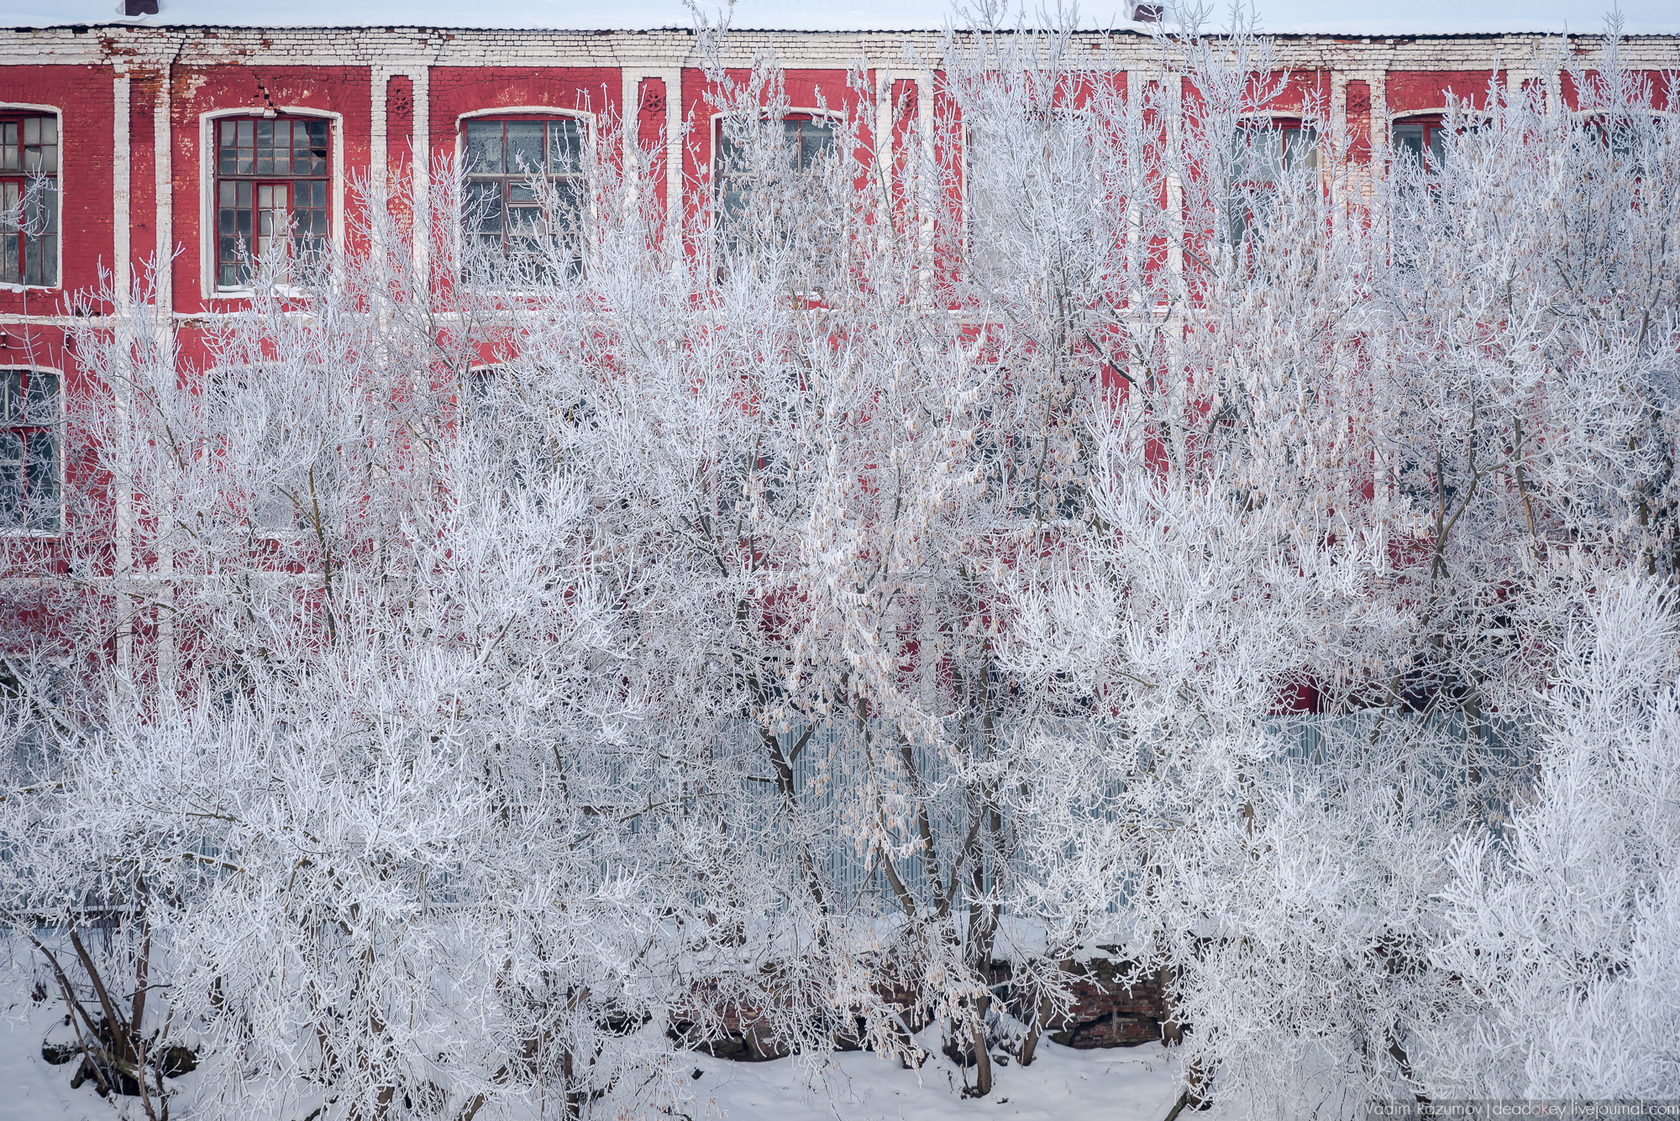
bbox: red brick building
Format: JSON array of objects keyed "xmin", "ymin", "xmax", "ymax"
[{"xmin": 0, "ymin": 24, "xmax": 1676, "ymax": 538}]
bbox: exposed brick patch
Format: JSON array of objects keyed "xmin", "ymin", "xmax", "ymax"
[{"xmin": 988, "ymin": 957, "xmax": 1165, "ymax": 1050}]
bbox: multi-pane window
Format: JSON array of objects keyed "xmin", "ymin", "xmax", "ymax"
[
  {"xmin": 464, "ymin": 365, "xmax": 591, "ymax": 488},
  {"xmin": 1394, "ymin": 116, "xmax": 1493, "ymax": 186},
  {"xmin": 464, "ymin": 366, "xmax": 511, "ymax": 464},
  {"xmin": 716, "ymin": 115, "xmax": 834, "ymax": 223},
  {"xmin": 1227, "ymin": 119, "xmax": 1317, "ymax": 245},
  {"xmin": 462, "ymin": 117, "xmax": 586, "ymax": 279},
  {"xmin": 0, "ymin": 114, "xmax": 59, "ymax": 287},
  {"xmin": 211, "ymin": 366, "xmax": 329, "ymax": 535},
  {"xmin": 214, "ymin": 117, "xmax": 331, "ymax": 288},
  {"xmin": 0, "ymin": 367, "xmax": 60, "ymax": 533},
  {"xmin": 1590, "ymin": 112, "xmax": 1671, "ymax": 180},
  {"xmin": 714, "ymin": 114, "xmax": 836, "ymax": 261},
  {"xmin": 963, "ymin": 110, "xmax": 1109, "ymax": 278}
]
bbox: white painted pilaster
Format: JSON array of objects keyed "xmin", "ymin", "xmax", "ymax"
[
  {"xmin": 153, "ymin": 64, "xmax": 171, "ymax": 313},
  {"xmin": 664, "ymin": 66, "xmax": 683, "ymax": 252},
  {"xmin": 112, "ymin": 70, "xmax": 133, "ymax": 677},
  {"xmin": 370, "ymin": 67, "xmax": 389, "ymax": 211},
  {"xmin": 112, "ymin": 73, "xmax": 131, "ymax": 309},
  {"xmin": 412, "ymin": 67, "xmax": 430, "ymax": 281},
  {"xmin": 1329, "ymin": 73, "xmax": 1348, "ymax": 212},
  {"xmin": 154, "ymin": 54, "xmax": 176, "ymax": 696},
  {"xmin": 621, "ymin": 67, "xmax": 640, "ymax": 190}
]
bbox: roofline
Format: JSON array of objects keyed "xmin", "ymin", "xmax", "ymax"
[{"xmin": 3, "ymin": 22, "xmax": 1678, "ymax": 39}]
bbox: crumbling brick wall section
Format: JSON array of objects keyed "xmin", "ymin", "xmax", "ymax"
[{"xmin": 1034, "ymin": 958, "xmax": 1166, "ymax": 1048}]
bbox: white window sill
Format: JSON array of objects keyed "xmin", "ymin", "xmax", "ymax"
[{"xmin": 208, "ymin": 285, "xmax": 312, "ymax": 301}]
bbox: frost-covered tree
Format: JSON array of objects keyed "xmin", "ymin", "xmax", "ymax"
[
  {"xmin": 1425, "ymin": 574, "xmax": 1680, "ymax": 1098},
  {"xmin": 979, "ymin": 11, "xmax": 1680, "ymax": 1117}
]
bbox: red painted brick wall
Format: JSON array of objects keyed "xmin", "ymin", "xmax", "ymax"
[
  {"xmin": 128, "ymin": 71, "xmax": 160, "ymax": 286},
  {"xmin": 0, "ymin": 22, "xmax": 1674, "ymax": 662},
  {"xmin": 1388, "ymin": 69, "xmax": 1504, "ymax": 114},
  {"xmin": 637, "ymin": 75, "xmax": 667, "ymax": 220},
  {"xmin": 1347, "ymin": 79, "xmax": 1372, "ymax": 164},
  {"xmin": 387, "ymin": 74, "xmax": 413, "ymax": 186},
  {"xmin": 168, "ymin": 63, "xmax": 373, "ymax": 314},
  {"xmin": 0, "ymin": 65, "xmax": 115, "ymax": 315},
  {"xmin": 428, "ymin": 66, "xmax": 623, "ymax": 169}
]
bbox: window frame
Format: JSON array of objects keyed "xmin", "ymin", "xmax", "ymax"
[
  {"xmin": 709, "ymin": 107, "xmax": 842, "ymax": 263},
  {"xmin": 1387, "ymin": 108, "xmax": 1494, "ymax": 178},
  {"xmin": 462, "ymin": 362, "xmax": 596, "ymax": 495},
  {"xmin": 0, "ymin": 104, "xmax": 62, "ymax": 292},
  {"xmin": 959, "ymin": 104, "xmax": 1110, "ymax": 274},
  {"xmin": 454, "ymin": 107, "xmax": 595, "ymax": 287},
  {"xmin": 1224, "ymin": 113, "xmax": 1321, "ymax": 249},
  {"xmin": 462, "ymin": 362, "xmax": 514, "ymax": 438},
  {"xmin": 1389, "ymin": 112, "xmax": 1452, "ymax": 174},
  {"xmin": 0, "ymin": 364, "xmax": 65, "ymax": 538},
  {"xmin": 1572, "ymin": 108, "xmax": 1677, "ymax": 180},
  {"xmin": 200, "ymin": 107, "xmax": 344, "ymax": 299},
  {"xmin": 206, "ymin": 363, "xmax": 334, "ymax": 540}
]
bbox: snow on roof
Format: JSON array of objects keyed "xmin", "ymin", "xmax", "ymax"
[{"xmin": 4, "ymin": 0, "xmax": 1677, "ymax": 36}]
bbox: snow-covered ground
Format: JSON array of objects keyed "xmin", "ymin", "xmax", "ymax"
[
  {"xmin": 0, "ymin": 970, "xmax": 1186, "ymax": 1121},
  {"xmin": 687, "ymin": 1042, "xmax": 1182, "ymax": 1121},
  {"xmin": 0, "ymin": 990, "xmax": 109, "ymax": 1121}
]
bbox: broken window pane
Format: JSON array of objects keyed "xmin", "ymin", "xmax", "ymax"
[{"xmin": 214, "ymin": 115, "xmax": 333, "ymax": 288}]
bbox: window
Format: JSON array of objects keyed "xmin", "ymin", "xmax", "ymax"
[
  {"xmin": 1226, "ymin": 119, "xmax": 1317, "ymax": 246},
  {"xmin": 1586, "ymin": 112, "xmax": 1671, "ymax": 181},
  {"xmin": 211, "ymin": 366, "xmax": 331, "ymax": 535},
  {"xmin": 214, "ymin": 116, "xmax": 331, "ymax": 289},
  {"xmin": 963, "ymin": 108, "xmax": 1110, "ymax": 283},
  {"xmin": 0, "ymin": 367, "xmax": 61, "ymax": 533},
  {"xmin": 462, "ymin": 116, "xmax": 587, "ymax": 280},
  {"xmin": 464, "ymin": 365, "xmax": 514, "ymax": 469},
  {"xmin": 1392, "ymin": 117, "xmax": 1449, "ymax": 173},
  {"xmin": 463, "ymin": 365, "xmax": 590, "ymax": 487},
  {"xmin": 716, "ymin": 115, "xmax": 834, "ymax": 225},
  {"xmin": 1392, "ymin": 115, "xmax": 1488, "ymax": 182},
  {"xmin": 964, "ymin": 109, "xmax": 1101, "ymax": 223},
  {"xmin": 1389, "ymin": 115, "xmax": 1488, "ymax": 268},
  {"xmin": 714, "ymin": 113, "xmax": 836, "ymax": 263},
  {"xmin": 0, "ymin": 113, "xmax": 58, "ymax": 287}
]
